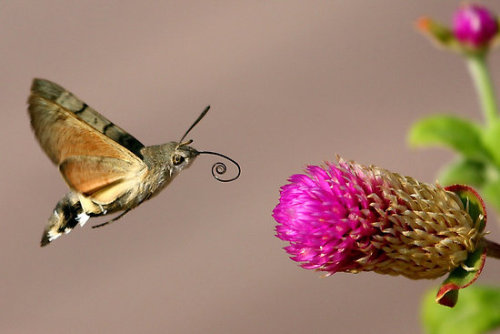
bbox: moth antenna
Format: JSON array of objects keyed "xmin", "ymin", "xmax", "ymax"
[
  {"xmin": 179, "ymin": 105, "xmax": 210, "ymax": 144},
  {"xmin": 198, "ymin": 151, "xmax": 241, "ymax": 182}
]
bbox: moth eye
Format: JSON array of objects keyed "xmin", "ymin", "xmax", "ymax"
[{"xmin": 172, "ymin": 154, "xmax": 185, "ymax": 166}]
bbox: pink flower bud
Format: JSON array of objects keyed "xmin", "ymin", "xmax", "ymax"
[{"xmin": 453, "ymin": 4, "xmax": 498, "ymax": 48}]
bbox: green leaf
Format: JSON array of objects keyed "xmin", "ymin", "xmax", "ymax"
[
  {"xmin": 438, "ymin": 159, "xmax": 486, "ymax": 188},
  {"xmin": 408, "ymin": 115, "xmax": 487, "ymax": 160},
  {"xmin": 422, "ymin": 285, "xmax": 500, "ymax": 334},
  {"xmin": 482, "ymin": 120, "xmax": 500, "ymax": 166}
]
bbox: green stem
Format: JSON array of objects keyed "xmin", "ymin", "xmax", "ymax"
[{"xmin": 467, "ymin": 55, "xmax": 499, "ymax": 125}]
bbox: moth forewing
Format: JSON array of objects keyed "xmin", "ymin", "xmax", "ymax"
[
  {"xmin": 30, "ymin": 78, "xmax": 145, "ymax": 158},
  {"xmin": 28, "ymin": 95, "xmax": 142, "ymax": 166}
]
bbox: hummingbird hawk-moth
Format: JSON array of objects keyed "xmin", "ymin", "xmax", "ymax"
[{"xmin": 28, "ymin": 78, "xmax": 240, "ymax": 247}]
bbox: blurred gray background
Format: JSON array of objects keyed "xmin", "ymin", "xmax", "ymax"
[{"xmin": 1, "ymin": 1, "xmax": 500, "ymax": 333}]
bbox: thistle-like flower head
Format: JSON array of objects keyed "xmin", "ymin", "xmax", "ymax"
[{"xmin": 273, "ymin": 158, "xmax": 483, "ymax": 279}]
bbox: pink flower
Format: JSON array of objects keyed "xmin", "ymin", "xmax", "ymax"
[
  {"xmin": 273, "ymin": 158, "xmax": 482, "ymax": 279},
  {"xmin": 452, "ymin": 4, "xmax": 498, "ymax": 48}
]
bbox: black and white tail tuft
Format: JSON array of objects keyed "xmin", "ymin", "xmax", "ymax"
[{"xmin": 41, "ymin": 193, "xmax": 89, "ymax": 246}]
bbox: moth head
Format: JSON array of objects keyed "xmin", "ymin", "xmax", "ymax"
[{"xmin": 169, "ymin": 139, "xmax": 199, "ymax": 173}]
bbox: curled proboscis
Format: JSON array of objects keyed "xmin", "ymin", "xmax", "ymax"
[{"xmin": 199, "ymin": 151, "xmax": 241, "ymax": 182}]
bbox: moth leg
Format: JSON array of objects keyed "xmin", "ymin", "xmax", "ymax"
[
  {"xmin": 98, "ymin": 203, "xmax": 108, "ymax": 215},
  {"xmin": 91, "ymin": 209, "xmax": 131, "ymax": 229},
  {"xmin": 41, "ymin": 192, "xmax": 89, "ymax": 247}
]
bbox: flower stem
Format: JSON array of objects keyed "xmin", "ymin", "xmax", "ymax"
[
  {"xmin": 484, "ymin": 238, "xmax": 500, "ymax": 259},
  {"xmin": 467, "ymin": 54, "xmax": 499, "ymax": 125}
]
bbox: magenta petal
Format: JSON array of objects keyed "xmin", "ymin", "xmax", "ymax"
[{"xmin": 272, "ymin": 161, "xmax": 382, "ymax": 274}]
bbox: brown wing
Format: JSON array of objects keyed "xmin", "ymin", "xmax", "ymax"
[
  {"xmin": 29, "ymin": 78, "xmax": 145, "ymax": 159},
  {"xmin": 28, "ymin": 78, "xmax": 147, "ymax": 201}
]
